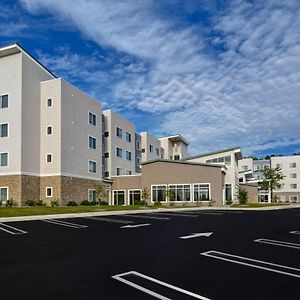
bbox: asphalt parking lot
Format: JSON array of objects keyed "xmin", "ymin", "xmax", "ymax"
[{"xmin": 0, "ymin": 208, "xmax": 299, "ymax": 299}]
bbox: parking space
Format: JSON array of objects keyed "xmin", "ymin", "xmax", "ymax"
[{"xmin": 0, "ymin": 208, "xmax": 299, "ymax": 299}]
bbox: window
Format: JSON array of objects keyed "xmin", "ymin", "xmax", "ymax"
[
  {"xmin": 276, "ymin": 163, "xmax": 283, "ymax": 169},
  {"xmin": 193, "ymin": 184, "xmax": 210, "ymax": 201},
  {"xmin": 168, "ymin": 184, "xmax": 191, "ymax": 202},
  {"xmin": 174, "ymin": 154, "xmax": 180, "ymax": 160},
  {"xmin": 126, "ymin": 132, "xmax": 131, "ymax": 142},
  {"xmin": 239, "ymin": 177, "xmax": 244, "ymax": 183},
  {"xmin": 149, "ymin": 145, "xmax": 153, "ymax": 153},
  {"xmin": 151, "ymin": 185, "xmax": 167, "ymax": 202},
  {"xmin": 116, "ymin": 167, "xmax": 122, "ymax": 175},
  {"xmin": 46, "ymin": 154, "xmax": 52, "ymax": 163},
  {"xmin": 113, "ymin": 191, "xmax": 125, "ymax": 205},
  {"xmin": 128, "ymin": 190, "xmax": 141, "ymax": 205},
  {"xmin": 104, "ymin": 131, "xmax": 109, "ymax": 137},
  {"xmin": 0, "ymin": 124, "xmax": 8, "ymax": 137},
  {"xmin": 0, "ymin": 187, "xmax": 8, "ymax": 202},
  {"xmin": 88, "ymin": 112, "xmax": 96, "ymax": 125},
  {"xmin": 290, "ymin": 173, "xmax": 297, "ymax": 178},
  {"xmin": 46, "ymin": 187, "xmax": 53, "ymax": 197},
  {"xmin": 0, "ymin": 95, "xmax": 8, "ymax": 108},
  {"xmin": 136, "ymin": 141, "xmax": 140, "ymax": 150},
  {"xmin": 88, "ymin": 189, "xmax": 96, "ymax": 202},
  {"xmin": 290, "ymin": 162, "xmax": 296, "ymax": 168},
  {"xmin": 89, "ymin": 136, "xmax": 96, "ymax": 149},
  {"xmin": 116, "ymin": 147, "xmax": 122, "ymax": 158},
  {"xmin": 136, "ymin": 157, "xmax": 140, "ymax": 166},
  {"xmin": 225, "ymin": 184, "xmax": 232, "ymax": 201},
  {"xmin": 254, "ymin": 164, "xmax": 260, "ymax": 171},
  {"xmin": 224, "ymin": 155, "xmax": 231, "ymax": 165},
  {"xmin": 290, "ymin": 184, "xmax": 297, "ymax": 189},
  {"xmin": 156, "ymin": 148, "xmax": 160, "ymax": 156},
  {"xmin": 47, "ymin": 126, "xmax": 52, "ymax": 135},
  {"xmin": 0, "ymin": 153, "xmax": 8, "ymax": 167},
  {"xmin": 206, "ymin": 155, "xmax": 231, "ymax": 165},
  {"xmin": 89, "ymin": 160, "xmax": 96, "ymax": 173},
  {"xmin": 241, "ymin": 165, "xmax": 248, "ymax": 171},
  {"xmin": 126, "ymin": 170, "xmax": 132, "ymax": 175},
  {"xmin": 126, "ymin": 151, "xmax": 132, "ymax": 161},
  {"xmin": 47, "ymin": 98, "xmax": 52, "ymax": 107},
  {"xmin": 116, "ymin": 127, "xmax": 122, "ymax": 138},
  {"xmin": 289, "ymin": 195, "xmax": 298, "ymax": 203},
  {"xmin": 104, "ymin": 171, "xmax": 109, "ymax": 178},
  {"xmin": 263, "ymin": 164, "xmax": 270, "ymax": 169},
  {"xmin": 142, "ymin": 148, "xmax": 145, "ymax": 153},
  {"xmin": 104, "ymin": 152, "xmax": 109, "ymax": 158}
]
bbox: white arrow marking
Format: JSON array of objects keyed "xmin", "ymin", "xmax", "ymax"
[
  {"xmin": 290, "ymin": 231, "xmax": 300, "ymax": 235},
  {"xmin": 180, "ymin": 232, "xmax": 214, "ymax": 239},
  {"xmin": 121, "ymin": 223, "xmax": 151, "ymax": 229}
]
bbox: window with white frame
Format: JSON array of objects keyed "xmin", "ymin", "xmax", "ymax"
[
  {"xmin": 290, "ymin": 173, "xmax": 297, "ymax": 178},
  {"xmin": 0, "ymin": 187, "xmax": 8, "ymax": 202},
  {"xmin": 113, "ymin": 190, "xmax": 125, "ymax": 205},
  {"xmin": 0, "ymin": 94, "xmax": 8, "ymax": 109},
  {"xmin": 46, "ymin": 187, "xmax": 53, "ymax": 197},
  {"xmin": 254, "ymin": 164, "xmax": 260, "ymax": 171},
  {"xmin": 206, "ymin": 155, "xmax": 231, "ymax": 165},
  {"xmin": 290, "ymin": 162, "xmax": 297, "ymax": 168},
  {"xmin": 88, "ymin": 189, "xmax": 96, "ymax": 202},
  {"xmin": 136, "ymin": 141, "xmax": 140, "ymax": 149},
  {"xmin": 116, "ymin": 147, "xmax": 122, "ymax": 158},
  {"xmin": 241, "ymin": 165, "xmax": 248, "ymax": 171},
  {"xmin": 151, "ymin": 185, "xmax": 167, "ymax": 202},
  {"xmin": 89, "ymin": 160, "xmax": 96, "ymax": 173},
  {"xmin": 136, "ymin": 157, "xmax": 140, "ymax": 166},
  {"xmin": 46, "ymin": 154, "xmax": 52, "ymax": 163},
  {"xmin": 290, "ymin": 184, "xmax": 297, "ymax": 189},
  {"xmin": 47, "ymin": 126, "xmax": 52, "ymax": 135},
  {"xmin": 289, "ymin": 195, "xmax": 298, "ymax": 202},
  {"xmin": 126, "ymin": 151, "xmax": 132, "ymax": 161},
  {"xmin": 149, "ymin": 145, "xmax": 153, "ymax": 153},
  {"xmin": 116, "ymin": 167, "xmax": 122, "ymax": 175},
  {"xmin": 276, "ymin": 195, "xmax": 285, "ymax": 202},
  {"xmin": 47, "ymin": 98, "xmax": 53, "ymax": 107},
  {"xmin": 225, "ymin": 184, "xmax": 232, "ymax": 201},
  {"xmin": 128, "ymin": 190, "xmax": 141, "ymax": 205},
  {"xmin": 0, "ymin": 153, "xmax": 8, "ymax": 167},
  {"xmin": 116, "ymin": 127, "xmax": 122, "ymax": 138},
  {"xmin": 168, "ymin": 184, "xmax": 191, "ymax": 201},
  {"xmin": 193, "ymin": 184, "xmax": 210, "ymax": 201},
  {"xmin": 173, "ymin": 154, "xmax": 180, "ymax": 160},
  {"xmin": 126, "ymin": 132, "xmax": 131, "ymax": 142},
  {"xmin": 89, "ymin": 136, "xmax": 96, "ymax": 149},
  {"xmin": 0, "ymin": 124, "xmax": 8, "ymax": 137},
  {"xmin": 89, "ymin": 112, "xmax": 96, "ymax": 126}
]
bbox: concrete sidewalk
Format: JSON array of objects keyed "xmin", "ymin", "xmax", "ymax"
[{"xmin": 0, "ymin": 204, "xmax": 299, "ymax": 223}]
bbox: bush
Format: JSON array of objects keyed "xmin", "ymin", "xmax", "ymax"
[
  {"xmin": 67, "ymin": 200, "xmax": 78, "ymax": 206},
  {"xmin": 133, "ymin": 200, "xmax": 147, "ymax": 206},
  {"xmin": 237, "ymin": 187, "xmax": 248, "ymax": 205},
  {"xmin": 153, "ymin": 201, "xmax": 161, "ymax": 206},
  {"xmin": 5, "ymin": 199, "xmax": 15, "ymax": 207},
  {"xmin": 226, "ymin": 199, "xmax": 232, "ymax": 205},
  {"xmin": 25, "ymin": 199, "xmax": 37, "ymax": 206},
  {"xmin": 50, "ymin": 200, "xmax": 59, "ymax": 207},
  {"xmin": 80, "ymin": 200, "xmax": 91, "ymax": 206},
  {"xmin": 36, "ymin": 200, "xmax": 46, "ymax": 206},
  {"xmin": 90, "ymin": 200, "xmax": 98, "ymax": 206},
  {"xmin": 99, "ymin": 200, "xmax": 108, "ymax": 205}
]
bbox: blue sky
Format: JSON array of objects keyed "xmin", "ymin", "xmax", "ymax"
[{"xmin": 1, "ymin": 0, "xmax": 300, "ymax": 157}]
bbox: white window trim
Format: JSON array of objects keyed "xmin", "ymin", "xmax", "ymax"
[
  {"xmin": 88, "ymin": 189, "xmax": 96, "ymax": 202},
  {"xmin": 46, "ymin": 125, "xmax": 53, "ymax": 135},
  {"xmin": 0, "ymin": 152, "xmax": 9, "ymax": 167},
  {"xmin": 46, "ymin": 187, "xmax": 53, "ymax": 198},
  {"xmin": 151, "ymin": 184, "xmax": 168, "ymax": 203},
  {"xmin": 116, "ymin": 126, "xmax": 123, "ymax": 139},
  {"xmin": 47, "ymin": 98, "xmax": 53, "ymax": 107},
  {"xmin": 0, "ymin": 186, "xmax": 9, "ymax": 202},
  {"xmin": 276, "ymin": 195, "xmax": 285, "ymax": 202},
  {"xmin": 128, "ymin": 189, "xmax": 142, "ymax": 205},
  {"xmin": 0, "ymin": 93, "xmax": 9, "ymax": 109},
  {"xmin": 113, "ymin": 190, "xmax": 126, "ymax": 205},
  {"xmin": 0, "ymin": 123, "xmax": 9, "ymax": 138},
  {"xmin": 116, "ymin": 166, "xmax": 123, "ymax": 176},
  {"xmin": 192, "ymin": 183, "xmax": 211, "ymax": 202},
  {"xmin": 88, "ymin": 135, "xmax": 97, "ymax": 149},
  {"xmin": 88, "ymin": 160, "xmax": 97, "ymax": 173},
  {"xmin": 88, "ymin": 111, "xmax": 96, "ymax": 126},
  {"xmin": 167, "ymin": 183, "xmax": 193, "ymax": 202},
  {"xmin": 125, "ymin": 151, "xmax": 132, "ymax": 161},
  {"xmin": 125, "ymin": 132, "xmax": 132, "ymax": 143},
  {"xmin": 116, "ymin": 147, "xmax": 123, "ymax": 159},
  {"xmin": 289, "ymin": 195, "xmax": 298, "ymax": 202},
  {"xmin": 46, "ymin": 153, "xmax": 53, "ymax": 164}
]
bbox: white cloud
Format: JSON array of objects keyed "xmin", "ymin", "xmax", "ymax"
[{"xmin": 21, "ymin": 0, "xmax": 300, "ymax": 155}]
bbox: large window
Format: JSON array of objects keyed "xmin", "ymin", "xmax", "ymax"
[
  {"xmin": 88, "ymin": 160, "xmax": 96, "ymax": 173},
  {"xmin": 89, "ymin": 112, "xmax": 96, "ymax": 125},
  {"xmin": 193, "ymin": 184, "xmax": 210, "ymax": 201},
  {"xmin": 151, "ymin": 185, "xmax": 167, "ymax": 202},
  {"xmin": 116, "ymin": 127, "xmax": 122, "ymax": 138},
  {"xmin": 113, "ymin": 190, "xmax": 125, "ymax": 205},
  {"xmin": 206, "ymin": 155, "xmax": 231, "ymax": 165},
  {"xmin": 0, "ymin": 95, "xmax": 8, "ymax": 108},
  {"xmin": 128, "ymin": 190, "xmax": 141, "ymax": 205},
  {"xmin": 116, "ymin": 147, "xmax": 123, "ymax": 158},
  {"xmin": 0, "ymin": 153, "xmax": 8, "ymax": 167},
  {"xmin": 88, "ymin": 189, "xmax": 96, "ymax": 202},
  {"xmin": 126, "ymin": 151, "xmax": 132, "ymax": 161},
  {"xmin": 126, "ymin": 132, "xmax": 131, "ymax": 142},
  {"xmin": 225, "ymin": 184, "xmax": 232, "ymax": 201},
  {"xmin": 89, "ymin": 136, "xmax": 96, "ymax": 149},
  {"xmin": 168, "ymin": 184, "xmax": 191, "ymax": 201},
  {"xmin": 0, "ymin": 187, "xmax": 8, "ymax": 202},
  {"xmin": 0, "ymin": 124, "xmax": 8, "ymax": 137}
]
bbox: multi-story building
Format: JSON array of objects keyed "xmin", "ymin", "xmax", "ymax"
[
  {"xmin": 103, "ymin": 110, "xmax": 136, "ymax": 177},
  {"xmin": 140, "ymin": 132, "xmax": 162, "ymax": 162},
  {"xmin": 159, "ymin": 134, "xmax": 189, "ymax": 160}
]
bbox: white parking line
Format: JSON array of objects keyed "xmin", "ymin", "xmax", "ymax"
[
  {"xmin": 42, "ymin": 219, "xmax": 87, "ymax": 229},
  {"xmin": 125, "ymin": 214, "xmax": 170, "ymax": 220},
  {"xmin": 112, "ymin": 270, "xmax": 211, "ymax": 300},
  {"xmin": 152, "ymin": 213, "xmax": 198, "ymax": 218},
  {"xmin": 121, "ymin": 223, "xmax": 151, "ymax": 229},
  {"xmin": 290, "ymin": 231, "xmax": 300, "ymax": 235},
  {"xmin": 0, "ymin": 223, "xmax": 27, "ymax": 235},
  {"xmin": 86, "ymin": 216, "xmax": 134, "ymax": 224},
  {"xmin": 201, "ymin": 250, "xmax": 300, "ymax": 279},
  {"xmin": 254, "ymin": 238, "xmax": 300, "ymax": 250}
]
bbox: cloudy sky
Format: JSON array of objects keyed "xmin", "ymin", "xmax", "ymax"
[{"xmin": 1, "ymin": 0, "xmax": 300, "ymax": 157}]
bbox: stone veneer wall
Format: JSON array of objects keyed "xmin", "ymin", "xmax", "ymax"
[{"xmin": 0, "ymin": 175, "xmax": 22, "ymax": 205}]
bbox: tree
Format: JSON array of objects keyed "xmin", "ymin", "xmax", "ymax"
[
  {"xmin": 141, "ymin": 187, "xmax": 150, "ymax": 204},
  {"xmin": 260, "ymin": 167, "xmax": 285, "ymax": 202},
  {"xmin": 237, "ymin": 187, "xmax": 248, "ymax": 204},
  {"xmin": 165, "ymin": 187, "xmax": 175, "ymax": 202},
  {"xmin": 94, "ymin": 182, "xmax": 108, "ymax": 203}
]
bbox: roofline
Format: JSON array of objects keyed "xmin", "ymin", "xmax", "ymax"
[
  {"xmin": 141, "ymin": 159, "xmax": 226, "ymax": 169},
  {"xmin": 182, "ymin": 146, "xmax": 241, "ymax": 161},
  {"xmin": 158, "ymin": 134, "xmax": 189, "ymax": 146},
  {"xmin": 0, "ymin": 43, "xmax": 57, "ymax": 79}
]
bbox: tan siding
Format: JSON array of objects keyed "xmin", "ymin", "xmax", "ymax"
[
  {"xmin": 240, "ymin": 183, "xmax": 258, "ymax": 203},
  {"xmin": 111, "ymin": 175, "xmax": 142, "ymax": 190}
]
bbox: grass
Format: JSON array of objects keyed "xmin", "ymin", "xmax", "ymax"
[
  {"xmin": 0, "ymin": 205, "xmax": 154, "ymax": 218},
  {"xmin": 231, "ymin": 202, "xmax": 290, "ymax": 208}
]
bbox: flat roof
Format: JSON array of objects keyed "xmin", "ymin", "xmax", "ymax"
[
  {"xmin": 159, "ymin": 134, "xmax": 189, "ymax": 146},
  {"xmin": 0, "ymin": 43, "xmax": 56, "ymax": 78},
  {"xmin": 182, "ymin": 146, "xmax": 242, "ymax": 161},
  {"xmin": 141, "ymin": 159, "xmax": 226, "ymax": 169}
]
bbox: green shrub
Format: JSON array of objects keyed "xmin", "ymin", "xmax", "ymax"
[
  {"xmin": 80, "ymin": 200, "xmax": 91, "ymax": 206},
  {"xmin": 50, "ymin": 200, "xmax": 59, "ymax": 207},
  {"xmin": 237, "ymin": 187, "xmax": 248, "ymax": 205},
  {"xmin": 36, "ymin": 200, "xmax": 46, "ymax": 206},
  {"xmin": 134, "ymin": 200, "xmax": 147, "ymax": 206},
  {"xmin": 154, "ymin": 201, "xmax": 161, "ymax": 206},
  {"xmin": 25, "ymin": 199, "xmax": 37, "ymax": 206},
  {"xmin": 67, "ymin": 200, "xmax": 78, "ymax": 206},
  {"xmin": 226, "ymin": 199, "xmax": 232, "ymax": 205},
  {"xmin": 90, "ymin": 200, "xmax": 98, "ymax": 206},
  {"xmin": 5, "ymin": 199, "xmax": 15, "ymax": 207},
  {"xmin": 99, "ymin": 200, "xmax": 108, "ymax": 205}
]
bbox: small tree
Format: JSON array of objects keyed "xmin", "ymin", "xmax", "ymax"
[
  {"xmin": 237, "ymin": 187, "xmax": 248, "ymax": 204},
  {"xmin": 141, "ymin": 187, "xmax": 150, "ymax": 205},
  {"xmin": 165, "ymin": 187, "xmax": 175, "ymax": 202},
  {"xmin": 94, "ymin": 182, "xmax": 108, "ymax": 204},
  {"xmin": 260, "ymin": 167, "xmax": 285, "ymax": 202}
]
